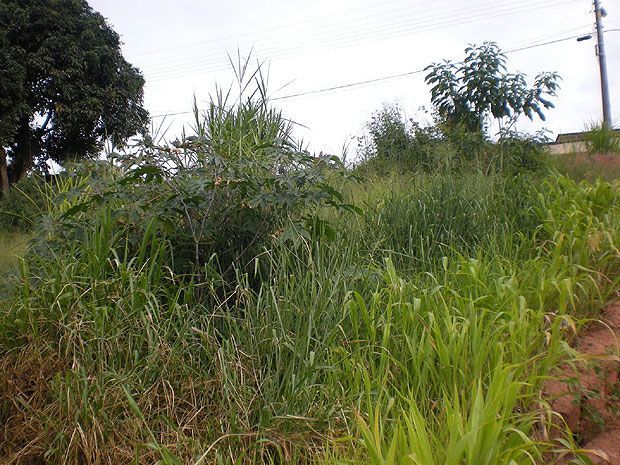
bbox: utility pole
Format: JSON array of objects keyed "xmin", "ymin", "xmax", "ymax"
[{"xmin": 593, "ymin": 0, "xmax": 612, "ymax": 128}]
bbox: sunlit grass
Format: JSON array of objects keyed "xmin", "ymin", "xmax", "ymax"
[
  {"xmin": 0, "ymin": 231, "xmax": 28, "ymax": 274},
  {"xmin": 0, "ymin": 170, "xmax": 618, "ymax": 464}
]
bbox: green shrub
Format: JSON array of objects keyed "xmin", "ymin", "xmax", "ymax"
[
  {"xmin": 34, "ymin": 64, "xmax": 352, "ymax": 287},
  {"xmin": 357, "ymin": 105, "xmax": 549, "ymax": 176},
  {"xmin": 0, "ymin": 174, "xmax": 46, "ymax": 232},
  {"xmin": 357, "ymin": 104, "xmax": 442, "ymax": 172},
  {"xmin": 493, "ymin": 129, "xmax": 551, "ymax": 174}
]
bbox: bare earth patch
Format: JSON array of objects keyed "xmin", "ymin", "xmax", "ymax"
[{"xmin": 543, "ymin": 300, "xmax": 620, "ymax": 464}]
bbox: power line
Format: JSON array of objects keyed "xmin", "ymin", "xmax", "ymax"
[
  {"xmin": 131, "ymin": 0, "xmax": 416, "ymax": 58},
  {"xmin": 137, "ymin": 0, "xmax": 476, "ymax": 65},
  {"xmin": 143, "ymin": 0, "xmax": 507, "ymax": 77},
  {"xmin": 273, "ymin": 34, "xmax": 585, "ymax": 101},
  {"xmin": 140, "ymin": 0, "xmax": 588, "ymax": 73},
  {"xmin": 504, "ymin": 23, "xmax": 591, "ymax": 50},
  {"xmin": 144, "ymin": 0, "xmax": 580, "ymax": 82},
  {"xmin": 151, "ymin": 110, "xmax": 194, "ymax": 118},
  {"xmin": 271, "ymin": 68, "xmax": 426, "ymax": 101},
  {"xmin": 151, "ymin": 32, "xmax": 586, "ymax": 118},
  {"xmin": 145, "ymin": 0, "xmax": 578, "ymax": 81},
  {"xmin": 506, "ymin": 33, "xmax": 587, "ymax": 53}
]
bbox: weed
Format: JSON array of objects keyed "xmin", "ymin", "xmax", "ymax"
[
  {"xmin": 584, "ymin": 122, "xmax": 620, "ymax": 155},
  {"xmin": 0, "ymin": 64, "xmax": 619, "ymax": 464}
]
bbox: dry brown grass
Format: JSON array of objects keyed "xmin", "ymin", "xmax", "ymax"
[
  {"xmin": 0, "ymin": 346, "xmax": 66, "ymax": 464},
  {"xmin": 552, "ymin": 152, "xmax": 620, "ymax": 182},
  {"xmin": 0, "ymin": 343, "xmax": 322, "ymax": 464}
]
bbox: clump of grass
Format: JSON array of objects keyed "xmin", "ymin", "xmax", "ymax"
[
  {"xmin": 584, "ymin": 121, "xmax": 620, "ymax": 155},
  {"xmin": 338, "ymin": 172, "xmax": 539, "ymax": 272}
]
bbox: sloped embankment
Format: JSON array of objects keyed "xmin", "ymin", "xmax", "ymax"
[{"xmin": 544, "ymin": 300, "xmax": 620, "ymax": 464}]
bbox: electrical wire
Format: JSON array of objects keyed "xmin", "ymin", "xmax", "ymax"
[
  {"xmin": 131, "ymin": 0, "xmax": 421, "ymax": 58},
  {"xmin": 272, "ymin": 34, "xmax": 586, "ymax": 101},
  {"xmin": 136, "ymin": 0, "xmax": 477, "ymax": 65},
  {"xmin": 504, "ymin": 23, "xmax": 591, "ymax": 50},
  {"xmin": 150, "ymin": 31, "xmax": 588, "ymax": 118},
  {"xmin": 271, "ymin": 68, "xmax": 426, "ymax": 101},
  {"xmin": 139, "ymin": 0, "xmax": 586, "ymax": 72},
  {"xmin": 506, "ymin": 32, "xmax": 589, "ymax": 52},
  {"xmin": 144, "ymin": 0, "xmax": 577, "ymax": 79},
  {"xmin": 146, "ymin": 0, "xmax": 580, "ymax": 82}
]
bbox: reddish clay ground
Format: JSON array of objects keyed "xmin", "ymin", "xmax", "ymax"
[
  {"xmin": 543, "ymin": 301, "xmax": 620, "ymax": 464},
  {"xmin": 553, "ymin": 152, "xmax": 620, "ymax": 182}
]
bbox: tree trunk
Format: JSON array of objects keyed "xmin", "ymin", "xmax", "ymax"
[
  {"xmin": 8, "ymin": 118, "xmax": 39, "ymax": 184},
  {"xmin": 14, "ymin": 150, "xmax": 33, "ymax": 182},
  {"xmin": 0, "ymin": 147, "xmax": 9, "ymax": 195}
]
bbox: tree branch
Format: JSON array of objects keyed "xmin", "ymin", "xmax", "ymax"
[{"xmin": 39, "ymin": 110, "xmax": 53, "ymax": 134}]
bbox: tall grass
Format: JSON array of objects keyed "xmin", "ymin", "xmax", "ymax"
[
  {"xmin": 0, "ymin": 65, "xmax": 619, "ymax": 463},
  {"xmin": 583, "ymin": 121, "xmax": 620, "ymax": 154},
  {"xmin": 0, "ymin": 169, "xmax": 618, "ymax": 464},
  {"xmin": 338, "ymin": 172, "xmax": 539, "ymax": 272}
]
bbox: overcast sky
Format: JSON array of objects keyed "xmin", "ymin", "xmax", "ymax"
[{"xmin": 90, "ymin": 0, "xmax": 619, "ymax": 155}]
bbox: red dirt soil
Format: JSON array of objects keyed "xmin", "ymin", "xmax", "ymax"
[{"xmin": 543, "ymin": 301, "xmax": 620, "ymax": 464}]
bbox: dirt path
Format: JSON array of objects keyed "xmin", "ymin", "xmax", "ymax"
[{"xmin": 543, "ymin": 300, "xmax": 620, "ymax": 464}]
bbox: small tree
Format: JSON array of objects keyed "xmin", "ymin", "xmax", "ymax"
[
  {"xmin": 366, "ymin": 104, "xmax": 412, "ymax": 161},
  {"xmin": 0, "ymin": 0, "xmax": 149, "ymax": 194},
  {"xmin": 424, "ymin": 42, "xmax": 560, "ymax": 135}
]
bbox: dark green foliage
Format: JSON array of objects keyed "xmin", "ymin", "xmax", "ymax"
[
  {"xmin": 0, "ymin": 0, "xmax": 148, "ymax": 188},
  {"xmin": 38, "ymin": 70, "xmax": 353, "ymax": 286},
  {"xmin": 357, "ymin": 104, "xmax": 549, "ymax": 175},
  {"xmin": 424, "ymin": 42, "xmax": 560, "ymax": 133},
  {"xmin": 357, "ymin": 105, "xmax": 442, "ymax": 172},
  {"xmin": 365, "ymin": 104, "xmax": 415, "ymax": 163},
  {"xmin": 0, "ymin": 174, "xmax": 46, "ymax": 232},
  {"xmin": 494, "ymin": 129, "xmax": 551, "ymax": 174}
]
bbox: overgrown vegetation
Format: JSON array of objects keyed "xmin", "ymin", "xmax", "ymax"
[
  {"xmin": 356, "ymin": 103, "xmax": 550, "ymax": 175},
  {"xmin": 0, "ymin": 57, "xmax": 618, "ymax": 465},
  {"xmin": 0, "ymin": 175, "xmax": 47, "ymax": 232},
  {"xmin": 583, "ymin": 121, "xmax": 620, "ymax": 154}
]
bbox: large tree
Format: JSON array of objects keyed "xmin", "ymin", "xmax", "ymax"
[{"xmin": 0, "ymin": 0, "xmax": 148, "ymax": 193}]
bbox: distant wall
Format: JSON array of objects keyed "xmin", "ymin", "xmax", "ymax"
[{"xmin": 547, "ymin": 141, "xmax": 587, "ymax": 155}]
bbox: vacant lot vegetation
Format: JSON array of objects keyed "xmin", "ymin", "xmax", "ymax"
[
  {"xmin": 0, "ymin": 233, "xmax": 27, "ymax": 282},
  {"xmin": 0, "ymin": 79, "xmax": 618, "ymax": 465}
]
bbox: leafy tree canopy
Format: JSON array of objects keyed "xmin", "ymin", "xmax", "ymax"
[
  {"xmin": 0, "ymin": 0, "xmax": 148, "ymax": 192},
  {"xmin": 424, "ymin": 42, "xmax": 560, "ymax": 134}
]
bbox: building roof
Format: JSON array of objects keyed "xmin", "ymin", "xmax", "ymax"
[{"xmin": 554, "ymin": 129, "xmax": 620, "ymax": 144}]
